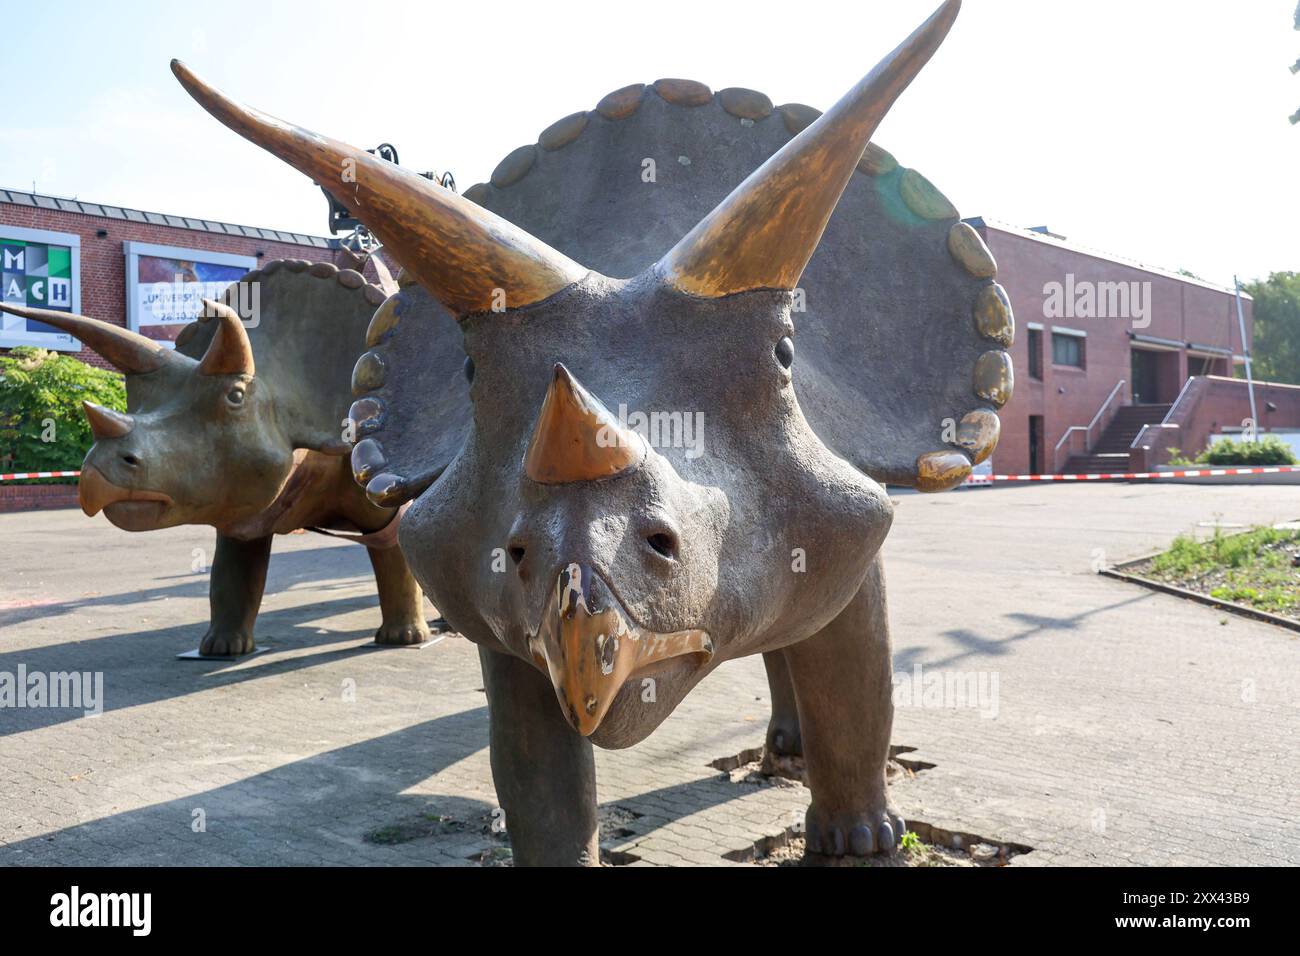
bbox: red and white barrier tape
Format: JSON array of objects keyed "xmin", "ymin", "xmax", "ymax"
[
  {"xmin": 0, "ymin": 470, "xmax": 81, "ymax": 481},
  {"xmin": 965, "ymin": 465, "xmax": 1300, "ymax": 484},
  {"xmin": 3, "ymin": 465, "xmax": 1297, "ymax": 484}
]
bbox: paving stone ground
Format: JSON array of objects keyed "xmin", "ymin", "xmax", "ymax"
[{"xmin": 1, "ymin": 482, "xmax": 1296, "ymax": 866}]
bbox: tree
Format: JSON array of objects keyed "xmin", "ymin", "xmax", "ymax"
[
  {"xmin": 1293, "ymin": 4, "xmax": 1300, "ymax": 123},
  {"xmin": 0, "ymin": 347, "xmax": 126, "ymax": 480},
  {"xmin": 1244, "ymin": 272, "xmax": 1300, "ymax": 385}
]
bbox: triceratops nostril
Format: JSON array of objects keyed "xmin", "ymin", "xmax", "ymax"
[{"xmin": 646, "ymin": 531, "xmax": 678, "ymax": 560}]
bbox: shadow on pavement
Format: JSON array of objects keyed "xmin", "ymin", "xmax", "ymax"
[
  {"xmin": 0, "ymin": 707, "xmax": 493, "ymax": 865},
  {"xmin": 0, "ymin": 595, "xmax": 418, "ymax": 737},
  {"xmin": 894, "ymin": 591, "xmax": 1153, "ymax": 672},
  {"xmin": 0, "ymin": 541, "xmax": 374, "ymax": 630}
]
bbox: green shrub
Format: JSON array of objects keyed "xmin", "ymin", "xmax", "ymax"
[
  {"xmin": 0, "ymin": 347, "xmax": 125, "ymax": 483},
  {"xmin": 1200, "ymin": 434, "xmax": 1297, "ymax": 466},
  {"xmin": 1167, "ymin": 434, "xmax": 1297, "ymax": 467}
]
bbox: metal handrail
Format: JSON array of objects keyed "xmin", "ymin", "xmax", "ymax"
[
  {"xmin": 1052, "ymin": 378, "xmax": 1126, "ymax": 472},
  {"xmin": 1129, "ymin": 375, "xmax": 1198, "ymax": 452}
]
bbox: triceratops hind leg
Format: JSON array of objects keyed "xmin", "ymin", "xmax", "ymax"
[
  {"xmin": 200, "ymin": 532, "xmax": 272, "ymax": 656},
  {"xmin": 783, "ymin": 554, "xmax": 906, "ymax": 859},
  {"xmin": 366, "ymin": 545, "xmax": 432, "ymax": 645},
  {"xmin": 761, "ymin": 650, "xmax": 803, "ymax": 768},
  {"xmin": 479, "ymin": 645, "xmax": 600, "ymax": 867}
]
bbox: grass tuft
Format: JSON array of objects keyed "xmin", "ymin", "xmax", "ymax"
[{"xmin": 1147, "ymin": 526, "xmax": 1300, "ymax": 616}]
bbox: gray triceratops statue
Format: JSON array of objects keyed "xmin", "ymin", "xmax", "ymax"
[
  {"xmin": 177, "ymin": 0, "xmax": 1012, "ymax": 862},
  {"xmin": 0, "ymin": 261, "xmax": 464, "ymax": 655}
]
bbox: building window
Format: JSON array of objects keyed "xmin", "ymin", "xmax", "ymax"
[
  {"xmin": 1052, "ymin": 332, "xmax": 1085, "ymax": 368},
  {"xmin": 1027, "ymin": 328, "xmax": 1043, "ymax": 380}
]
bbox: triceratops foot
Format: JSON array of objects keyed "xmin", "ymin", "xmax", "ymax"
[
  {"xmin": 760, "ymin": 715, "xmax": 804, "ymax": 777},
  {"xmin": 764, "ymin": 715, "xmax": 803, "ymax": 758},
  {"xmin": 804, "ymin": 801, "xmax": 907, "ymax": 859},
  {"xmin": 198, "ymin": 627, "xmax": 255, "ymax": 657},
  {"xmin": 374, "ymin": 620, "xmax": 430, "ymax": 646}
]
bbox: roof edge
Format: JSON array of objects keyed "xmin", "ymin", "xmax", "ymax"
[
  {"xmin": 965, "ymin": 216, "xmax": 1249, "ymax": 299},
  {"xmin": 0, "ymin": 186, "xmax": 333, "ymax": 249}
]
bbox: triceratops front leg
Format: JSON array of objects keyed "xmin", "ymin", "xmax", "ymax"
[
  {"xmin": 783, "ymin": 553, "xmax": 906, "ymax": 858},
  {"xmin": 479, "ymin": 645, "xmax": 600, "ymax": 866},
  {"xmin": 365, "ymin": 544, "xmax": 431, "ymax": 646},
  {"xmin": 200, "ymin": 532, "xmax": 272, "ymax": 656}
]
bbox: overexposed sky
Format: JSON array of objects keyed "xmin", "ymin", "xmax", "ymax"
[{"xmin": 2, "ymin": 0, "xmax": 1297, "ymax": 287}]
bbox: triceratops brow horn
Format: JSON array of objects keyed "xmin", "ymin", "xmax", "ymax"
[
  {"xmin": 171, "ymin": 60, "xmax": 589, "ymax": 317},
  {"xmin": 196, "ymin": 299, "xmax": 255, "ymax": 377},
  {"xmin": 655, "ymin": 0, "xmax": 961, "ymax": 298},
  {"xmin": 0, "ymin": 301, "xmax": 180, "ymax": 374}
]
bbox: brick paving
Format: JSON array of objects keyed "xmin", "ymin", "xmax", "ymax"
[{"xmin": 1, "ymin": 482, "xmax": 1296, "ymax": 866}]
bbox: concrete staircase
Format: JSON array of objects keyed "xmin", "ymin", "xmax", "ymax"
[{"xmin": 1062, "ymin": 404, "xmax": 1170, "ymax": 475}]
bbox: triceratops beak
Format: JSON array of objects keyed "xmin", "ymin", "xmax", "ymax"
[
  {"xmin": 0, "ymin": 301, "xmax": 179, "ymax": 375},
  {"xmin": 83, "ymin": 401, "xmax": 134, "ymax": 440},
  {"xmin": 656, "ymin": 0, "xmax": 960, "ymax": 297},
  {"xmin": 530, "ymin": 563, "xmax": 713, "ymax": 736},
  {"xmin": 171, "ymin": 59, "xmax": 588, "ymax": 317},
  {"xmin": 77, "ymin": 466, "xmax": 173, "ymax": 519},
  {"xmin": 523, "ymin": 364, "xmax": 644, "ymax": 484}
]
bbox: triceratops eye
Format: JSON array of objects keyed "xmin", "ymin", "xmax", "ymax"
[
  {"xmin": 463, "ymin": 355, "xmax": 475, "ymax": 384},
  {"xmin": 226, "ymin": 386, "xmax": 245, "ymax": 405},
  {"xmin": 774, "ymin": 336, "xmax": 795, "ymax": 369}
]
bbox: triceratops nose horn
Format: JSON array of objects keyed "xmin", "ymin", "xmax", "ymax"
[
  {"xmin": 523, "ymin": 364, "xmax": 644, "ymax": 484},
  {"xmin": 0, "ymin": 301, "xmax": 180, "ymax": 375},
  {"xmin": 171, "ymin": 59, "xmax": 589, "ymax": 317},
  {"xmin": 656, "ymin": 0, "xmax": 960, "ymax": 297},
  {"xmin": 83, "ymin": 401, "xmax": 134, "ymax": 440}
]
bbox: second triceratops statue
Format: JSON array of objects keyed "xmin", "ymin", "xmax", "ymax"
[
  {"xmin": 1, "ymin": 260, "xmax": 465, "ymax": 655},
  {"xmin": 177, "ymin": 0, "xmax": 1012, "ymax": 861}
]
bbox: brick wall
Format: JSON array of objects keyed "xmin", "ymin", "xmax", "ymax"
[
  {"xmin": 1131, "ymin": 376, "xmax": 1300, "ymax": 469},
  {"xmin": 0, "ymin": 200, "xmax": 394, "ymax": 369},
  {"xmin": 0, "ymin": 482, "xmax": 79, "ymax": 512},
  {"xmin": 976, "ymin": 223, "xmax": 1252, "ymax": 474}
]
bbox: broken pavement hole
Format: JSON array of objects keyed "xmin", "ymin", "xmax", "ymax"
[
  {"xmin": 599, "ymin": 804, "xmax": 643, "ymax": 833},
  {"xmin": 891, "ymin": 745, "xmax": 937, "ymax": 774},
  {"xmin": 463, "ymin": 846, "xmax": 641, "ymax": 866},
  {"xmin": 364, "ymin": 812, "xmax": 467, "ymax": 846},
  {"xmin": 601, "ymin": 848, "xmax": 641, "ymax": 866},
  {"xmin": 709, "ymin": 746, "xmax": 765, "ymax": 773},
  {"xmin": 723, "ymin": 819, "xmax": 1033, "ymax": 867},
  {"xmin": 710, "ymin": 743, "xmax": 933, "ymax": 788},
  {"xmin": 461, "ymin": 804, "xmax": 645, "ymax": 866}
]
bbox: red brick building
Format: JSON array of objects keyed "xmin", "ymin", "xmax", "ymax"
[
  {"xmin": 0, "ymin": 188, "xmax": 358, "ymax": 369},
  {"xmin": 967, "ymin": 218, "xmax": 1276, "ymax": 475}
]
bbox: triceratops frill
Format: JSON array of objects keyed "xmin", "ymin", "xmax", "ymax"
[{"xmin": 175, "ymin": 0, "xmax": 1012, "ymax": 863}]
